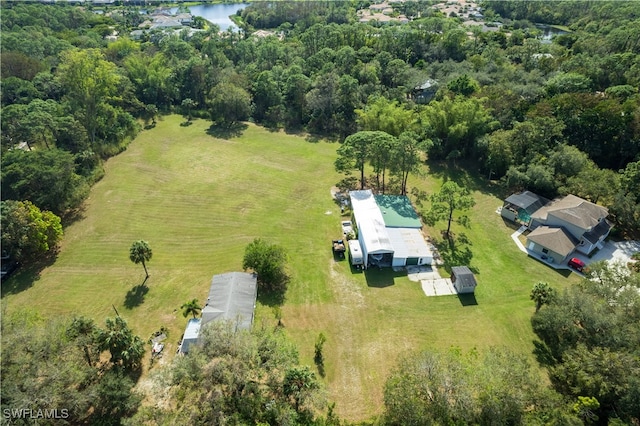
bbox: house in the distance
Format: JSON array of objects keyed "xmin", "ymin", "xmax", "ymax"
[
  {"xmin": 523, "ymin": 194, "xmax": 611, "ymax": 263},
  {"xmin": 179, "ymin": 272, "xmax": 257, "ymax": 354}
]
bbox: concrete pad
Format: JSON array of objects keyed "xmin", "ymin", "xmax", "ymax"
[
  {"xmin": 407, "ymin": 265, "xmax": 442, "ymax": 282},
  {"xmin": 568, "ymin": 240, "xmax": 639, "ymax": 269},
  {"xmin": 421, "ymin": 278, "xmax": 456, "ymax": 296}
]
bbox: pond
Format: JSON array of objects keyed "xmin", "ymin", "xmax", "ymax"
[
  {"xmin": 171, "ymin": 3, "xmax": 250, "ymax": 31},
  {"xmin": 535, "ymin": 23, "xmax": 570, "ymax": 43}
]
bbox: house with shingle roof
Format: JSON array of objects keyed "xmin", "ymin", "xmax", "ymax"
[
  {"xmin": 178, "ymin": 272, "xmax": 257, "ymax": 354},
  {"xmin": 524, "ymin": 194, "xmax": 611, "ymax": 262}
]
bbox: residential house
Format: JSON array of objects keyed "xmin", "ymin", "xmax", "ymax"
[
  {"xmin": 523, "ymin": 194, "xmax": 611, "ymax": 263},
  {"xmin": 179, "ymin": 272, "xmax": 257, "ymax": 354}
]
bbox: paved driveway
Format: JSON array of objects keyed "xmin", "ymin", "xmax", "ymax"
[{"xmin": 576, "ymin": 240, "xmax": 640, "ymax": 266}]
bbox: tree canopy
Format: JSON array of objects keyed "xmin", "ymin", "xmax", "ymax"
[
  {"xmin": 0, "ymin": 200, "xmax": 63, "ymax": 263},
  {"xmin": 129, "ymin": 240, "xmax": 152, "ymax": 279},
  {"xmin": 242, "ymin": 238, "xmax": 289, "ymax": 296}
]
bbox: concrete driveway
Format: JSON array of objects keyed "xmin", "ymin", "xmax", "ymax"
[{"xmin": 574, "ymin": 240, "xmax": 640, "ymax": 267}]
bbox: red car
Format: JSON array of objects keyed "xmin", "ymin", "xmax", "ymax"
[{"xmin": 568, "ymin": 257, "xmax": 586, "ymax": 272}]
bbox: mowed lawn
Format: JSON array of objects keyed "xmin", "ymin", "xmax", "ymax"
[{"xmin": 2, "ymin": 115, "xmax": 580, "ymax": 422}]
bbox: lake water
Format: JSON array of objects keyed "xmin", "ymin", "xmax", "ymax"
[
  {"xmin": 170, "ymin": 3, "xmax": 249, "ymax": 31},
  {"xmin": 535, "ymin": 24, "xmax": 570, "ymax": 42}
]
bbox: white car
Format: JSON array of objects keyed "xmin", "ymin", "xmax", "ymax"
[{"xmin": 341, "ymin": 220, "xmax": 353, "ymax": 235}]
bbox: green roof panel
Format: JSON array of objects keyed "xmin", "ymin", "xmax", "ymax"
[{"xmin": 373, "ymin": 195, "xmax": 422, "ymax": 228}]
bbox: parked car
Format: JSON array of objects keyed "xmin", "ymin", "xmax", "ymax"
[
  {"xmin": 341, "ymin": 220, "xmax": 353, "ymax": 235},
  {"xmin": 568, "ymin": 257, "xmax": 586, "ymax": 272}
]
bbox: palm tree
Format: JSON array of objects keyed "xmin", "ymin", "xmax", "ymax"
[
  {"xmin": 530, "ymin": 281, "xmax": 556, "ymax": 312},
  {"xmin": 129, "ymin": 240, "xmax": 152, "ymax": 278},
  {"xmin": 181, "ymin": 298, "xmax": 201, "ymax": 319}
]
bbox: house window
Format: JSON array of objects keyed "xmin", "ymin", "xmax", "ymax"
[{"xmin": 542, "ymin": 248, "xmax": 549, "ymax": 254}]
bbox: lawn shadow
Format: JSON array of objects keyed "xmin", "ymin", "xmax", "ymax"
[
  {"xmin": 501, "ymin": 217, "xmax": 526, "ymax": 232},
  {"xmin": 61, "ymin": 204, "xmax": 87, "ymax": 228},
  {"xmin": 457, "ymin": 292, "xmax": 478, "ymax": 306},
  {"xmin": 206, "ymin": 122, "xmax": 248, "ymax": 139},
  {"xmin": 364, "ymin": 268, "xmax": 406, "ymax": 288},
  {"xmin": 258, "ymin": 288, "xmax": 286, "ymax": 307},
  {"xmin": 0, "ymin": 251, "xmax": 59, "ymax": 298},
  {"xmin": 180, "ymin": 120, "xmax": 193, "ymax": 127},
  {"xmin": 529, "ymin": 256, "xmax": 574, "ymax": 278},
  {"xmin": 426, "ymin": 159, "xmax": 509, "ymax": 200},
  {"xmin": 124, "ymin": 282, "xmax": 149, "ymax": 309},
  {"xmin": 532, "ymin": 340, "xmax": 557, "ymax": 367},
  {"xmin": 433, "ymin": 232, "xmax": 477, "ymax": 274}
]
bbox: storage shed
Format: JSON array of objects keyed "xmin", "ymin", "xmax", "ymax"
[{"xmin": 451, "ymin": 266, "xmax": 477, "ymax": 294}]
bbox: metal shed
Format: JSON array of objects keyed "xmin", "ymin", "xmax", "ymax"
[
  {"xmin": 387, "ymin": 227, "xmax": 433, "ymax": 267},
  {"xmin": 350, "ymin": 190, "xmax": 395, "ymax": 269},
  {"xmin": 451, "ymin": 266, "xmax": 478, "ymax": 294}
]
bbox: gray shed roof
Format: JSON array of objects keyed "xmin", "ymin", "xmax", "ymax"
[
  {"xmin": 201, "ymin": 272, "xmax": 257, "ymax": 330},
  {"xmin": 450, "ymin": 266, "xmax": 477, "ymax": 288}
]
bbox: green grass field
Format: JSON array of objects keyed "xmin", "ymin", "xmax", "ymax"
[{"xmin": 2, "ymin": 115, "xmax": 579, "ymax": 422}]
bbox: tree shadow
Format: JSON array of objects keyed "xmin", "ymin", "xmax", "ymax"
[
  {"xmin": 258, "ymin": 288, "xmax": 286, "ymax": 308},
  {"xmin": 61, "ymin": 204, "xmax": 87, "ymax": 228},
  {"xmin": 180, "ymin": 120, "xmax": 193, "ymax": 127},
  {"xmin": 124, "ymin": 282, "xmax": 149, "ymax": 309},
  {"xmin": 364, "ymin": 268, "xmax": 406, "ymax": 288},
  {"xmin": 206, "ymin": 122, "xmax": 248, "ymax": 139},
  {"xmin": 0, "ymin": 250, "xmax": 59, "ymax": 298},
  {"xmin": 433, "ymin": 232, "xmax": 477, "ymax": 274},
  {"xmin": 375, "ymin": 194, "xmax": 422, "ymax": 220},
  {"xmin": 457, "ymin": 292, "xmax": 478, "ymax": 306},
  {"xmin": 532, "ymin": 340, "xmax": 557, "ymax": 367},
  {"xmin": 426, "ymin": 159, "xmax": 510, "ymax": 200}
]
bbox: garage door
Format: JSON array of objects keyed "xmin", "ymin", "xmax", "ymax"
[{"xmin": 406, "ymin": 257, "xmax": 419, "ymax": 266}]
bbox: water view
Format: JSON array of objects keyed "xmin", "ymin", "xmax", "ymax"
[{"xmin": 171, "ymin": 3, "xmax": 249, "ymax": 31}]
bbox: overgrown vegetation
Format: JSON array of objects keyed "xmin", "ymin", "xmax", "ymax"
[{"xmin": 2, "ymin": 0, "xmax": 640, "ymax": 424}]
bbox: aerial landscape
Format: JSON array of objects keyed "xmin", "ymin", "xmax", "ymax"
[{"xmin": 1, "ymin": 0, "xmax": 639, "ymax": 425}]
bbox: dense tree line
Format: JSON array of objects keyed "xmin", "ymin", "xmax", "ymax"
[
  {"xmin": 128, "ymin": 321, "xmax": 333, "ymax": 425},
  {"xmin": 1, "ymin": 310, "xmax": 144, "ymax": 424},
  {"xmin": 2, "ymin": 1, "xmax": 640, "ymax": 423},
  {"xmin": 2, "ymin": 3, "xmax": 639, "ymax": 237},
  {"xmin": 531, "ymin": 262, "xmax": 640, "ymax": 424}
]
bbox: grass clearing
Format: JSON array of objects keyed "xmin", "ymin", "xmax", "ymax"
[{"xmin": 2, "ymin": 116, "xmax": 580, "ymax": 422}]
